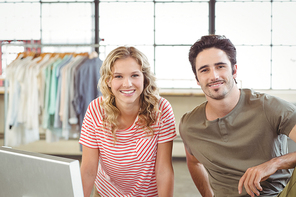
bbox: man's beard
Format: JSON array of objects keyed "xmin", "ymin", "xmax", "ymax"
[{"xmin": 203, "ymin": 79, "xmax": 234, "ymax": 100}]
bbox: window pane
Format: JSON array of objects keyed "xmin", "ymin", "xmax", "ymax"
[
  {"xmin": 0, "ymin": 3, "xmax": 40, "ymax": 40},
  {"xmin": 44, "ymin": 0, "xmax": 93, "ymax": 1},
  {"xmin": 155, "ymin": 3, "xmax": 208, "ymax": 45},
  {"xmin": 0, "ymin": 0, "xmax": 41, "ymax": 2},
  {"xmin": 1, "ymin": 42, "xmax": 25, "ymax": 74},
  {"xmin": 216, "ymin": 2, "xmax": 271, "ymax": 45},
  {"xmin": 99, "ymin": 3, "xmax": 154, "ymax": 45},
  {"xmin": 236, "ymin": 46, "xmax": 271, "ymax": 89},
  {"xmin": 272, "ymin": 2, "xmax": 296, "ymax": 45},
  {"xmin": 42, "ymin": 3, "xmax": 93, "ymax": 44},
  {"xmin": 100, "ymin": 0, "xmax": 153, "ymax": 2},
  {"xmin": 99, "ymin": 45, "xmax": 154, "ymax": 72},
  {"xmin": 42, "ymin": 46, "xmax": 93, "ymax": 53},
  {"xmin": 216, "ymin": 0, "xmax": 270, "ymax": 2},
  {"xmin": 155, "ymin": 46, "xmax": 197, "ymax": 88},
  {"xmin": 272, "ymin": 46, "xmax": 296, "ymax": 89},
  {"xmin": 273, "ymin": 0, "xmax": 296, "ymax": 2},
  {"xmin": 159, "ymin": 0, "xmax": 209, "ymax": 2}
]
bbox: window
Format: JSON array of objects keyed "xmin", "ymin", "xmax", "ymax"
[
  {"xmin": 98, "ymin": 1, "xmax": 208, "ymax": 88},
  {"xmin": 216, "ymin": 1, "xmax": 296, "ymax": 90},
  {"xmin": 1, "ymin": 0, "xmax": 296, "ymax": 90}
]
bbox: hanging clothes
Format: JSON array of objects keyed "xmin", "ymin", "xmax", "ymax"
[
  {"xmin": 4, "ymin": 52, "xmax": 102, "ymax": 147},
  {"xmin": 5, "ymin": 54, "xmax": 40, "ymax": 147},
  {"xmin": 72, "ymin": 56, "xmax": 103, "ymax": 131}
]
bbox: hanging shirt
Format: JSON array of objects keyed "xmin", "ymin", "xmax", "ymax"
[
  {"xmin": 73, "ymin": 56, "xmax": 102, "ymax": 131},
  {"xmin": 53, "ymin": 55, "xmax": 72, "ymax": 129}
]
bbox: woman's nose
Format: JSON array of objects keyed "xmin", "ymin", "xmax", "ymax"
[{"xmin": 123, "ymin": 77, "xmax": 132, "ymax": 87}]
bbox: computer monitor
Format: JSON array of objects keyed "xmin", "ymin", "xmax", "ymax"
[{"xmin": 0, "ymin": 146, "xmax": 84, "ymax": 197}]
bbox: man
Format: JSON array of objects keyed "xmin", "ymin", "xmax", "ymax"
[{"xmin": 179, "ymin": 35, "xmax": 296, "ymax": 197}]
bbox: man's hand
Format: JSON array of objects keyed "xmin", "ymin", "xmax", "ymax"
[{"xmin": 238, "ymin": 160, "xmax": 278, "ymax": 197}]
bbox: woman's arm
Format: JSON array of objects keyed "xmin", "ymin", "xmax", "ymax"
[
  {"xmin": 80, "ymin": 145, "xmax": 100, "ymax": 197},
  {"xmin": 155, "ymin": 141, "xmax": 174, "ymax": 197}
]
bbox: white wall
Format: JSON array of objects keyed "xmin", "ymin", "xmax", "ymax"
[{"xmin": 1, "ymin": 90, "xmax": 296, "ymax": 156}]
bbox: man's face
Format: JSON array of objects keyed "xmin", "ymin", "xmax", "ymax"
[{"xmin": 195, "ymin": 47, "xmax": 237, "ymax": 100}]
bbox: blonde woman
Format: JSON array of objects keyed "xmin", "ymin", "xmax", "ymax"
[{"xmin": 80, "ymin": 46, "xmax": 177, "ymax": 197}]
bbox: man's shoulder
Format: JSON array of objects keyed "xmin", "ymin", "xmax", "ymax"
[
  {"xmin": 241, "ymin": 88, "xmax": 273, "ymax": 104},
  {"xmin": 180, "ymin": 101, "xmax": 207, "ymax": 124},
  {"xmin": 179, "ymin": 102, "xmax": 207, "ymax": 145},
  {"xmin": 242, "ymin": 88, "xmax": 265, "ymax": 97},
  {"xmin": 241, "ymin": 88, "xmax": 294, "ymax": 107}
]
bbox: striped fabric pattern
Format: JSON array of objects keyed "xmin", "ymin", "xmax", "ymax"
[{"xmin": 79, "ymin": 96, "xmax": 176, "ymax": 197}]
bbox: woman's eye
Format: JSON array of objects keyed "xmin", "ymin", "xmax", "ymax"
[
  {"xmin": 132, "ymin": 74, "xmax": 139, "ymax": 77},
  {"xmin": 114, "ymin": 75, "xmax": 122, "ymax": 78}
]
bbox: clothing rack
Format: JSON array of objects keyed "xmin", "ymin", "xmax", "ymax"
[
  {"xmin": 1, "ymin": 43, "xmax": 101, "ymax": 47},
  {"xmin": 1, "ymin": 43, "xmax": 101, "ymax": 147}
]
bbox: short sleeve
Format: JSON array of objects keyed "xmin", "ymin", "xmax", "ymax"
[
  {"xmin": 179, "ymin": 113, "xmax": 193, "ymax": 155},
  {"xmin": 263, "ymin": 95, "xmax": 296, "ymax": 136},
  {"xmin": 79, "ymin": 98, "xmax": 102, "ymax": 148},
  {"xmin": 157, "ymin": 97, "xmax": 177, "ymax": 143}
]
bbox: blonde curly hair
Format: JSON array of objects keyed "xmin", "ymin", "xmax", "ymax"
[{"xmin": 98, "ymin": 46, "xmax": 160, "ymax": 140}]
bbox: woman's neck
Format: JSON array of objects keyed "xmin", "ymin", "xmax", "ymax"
[{"xmin": 116, "ymin": 103, "xmax": 141, "ymax": 130}]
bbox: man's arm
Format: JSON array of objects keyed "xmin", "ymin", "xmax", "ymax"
[
  {"xmin": 185, "ymin": 147, "xmax": 214, "ymax": 197},
  {"xmin": 238, "ymin": 124, "xmax": 296, "ymax": 197}
]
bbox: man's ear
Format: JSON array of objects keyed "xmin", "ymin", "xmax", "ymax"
[
  {"xmin": 196, "ymin": 76, "xmax": 200, "ymax": 86},
  {"xmin": 232, "ymin": 64, "xmax": 238, "ymax": 79}
]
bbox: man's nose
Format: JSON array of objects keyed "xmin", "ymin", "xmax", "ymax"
[{"xmin": 210, "ymin": 69, "xmax": 219, "ymax": 80}]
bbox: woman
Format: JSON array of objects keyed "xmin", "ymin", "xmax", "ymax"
[{"xmin": 79, "ymin": 46, "xmax": 177, "ymax": 197}]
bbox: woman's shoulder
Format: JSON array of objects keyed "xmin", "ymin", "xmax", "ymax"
[
  {"xmin": 157, "ymin": 96, "xmax": 168, "ymax": 105},
  {"xmin": 89, "ymin": 96, "xmax": 103, "ymax": 105},
  {"xmin": 157, "ymin": 96, "xmax": 170, "ymax": 105},
  {"xmin": 88, "ymin": 96, "xmax": 104, "ymax": 113},
  {"xmin": 157, "ymin": 96, "xmax": 173, "ymax": 113}
]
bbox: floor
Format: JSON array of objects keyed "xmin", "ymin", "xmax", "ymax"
[{"xmin": 172, "ymin": 157, "xmax": 202, "ymax": 197}]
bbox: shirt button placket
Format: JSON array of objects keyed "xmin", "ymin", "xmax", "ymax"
[{"xmin": 218, "ymin": 119, "xmax": 228, "ymax": 142}]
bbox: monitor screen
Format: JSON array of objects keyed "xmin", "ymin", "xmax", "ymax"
[{"xmin": 0, "ymin": 146, "xmax": 84, "ymax": 197}]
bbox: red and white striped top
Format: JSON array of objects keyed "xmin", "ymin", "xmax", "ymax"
[{"xmin": 79, "ymin": 96, "xmax": 177, "ymax": 197}]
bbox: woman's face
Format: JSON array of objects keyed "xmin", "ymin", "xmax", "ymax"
[{"xmin": 108, "ymin": 57, "xmax": 144, "ymax": 108}]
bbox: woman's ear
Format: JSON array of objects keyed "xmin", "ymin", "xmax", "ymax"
[{"xmin": 107, "ymin": 78, "xmax": 111, "ymax": 88}]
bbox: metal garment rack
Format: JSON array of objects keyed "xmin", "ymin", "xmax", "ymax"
[
  {"xmin": 1, "ymin": 43, "xmax": 101, "ymax": 47},
  {"xmin": 1, "ymin": 43, "xmax": 101, "ymax": 146}
]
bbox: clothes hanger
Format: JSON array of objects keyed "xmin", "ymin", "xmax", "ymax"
[{"xmin": 89, "ymin": 51, "xmax": 98, "ymax": 59}]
